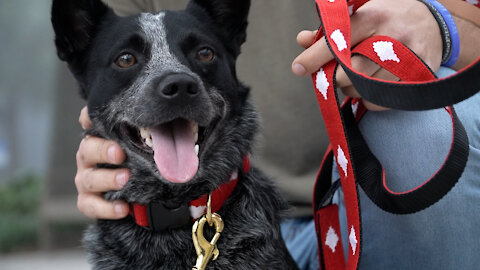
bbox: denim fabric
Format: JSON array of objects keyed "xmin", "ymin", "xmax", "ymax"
[
  {"xmin": 331, "ymin": 67, "xmax": 480, "ymax": 269},
  {"xmin": 281, "ymin": 218, "xmax": 319, "ymax": 270}
]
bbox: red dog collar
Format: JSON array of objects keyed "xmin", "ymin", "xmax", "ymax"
[{"xmin": 130, "ymin": 155, "xmax": 250, "ymax": 231}]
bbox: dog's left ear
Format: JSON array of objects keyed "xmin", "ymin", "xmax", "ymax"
[{"xmin": 187, "ymin": 0, "xmax": 251, "ymax": 57}]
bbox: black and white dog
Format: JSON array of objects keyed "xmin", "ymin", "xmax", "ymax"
[{"xmin": 51, "ymin": 0, "xmax": 298, "ymax": 269}]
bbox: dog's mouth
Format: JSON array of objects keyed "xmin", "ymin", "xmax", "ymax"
[{"xmin": 122, "ymin": 118, "xmax": 216, "ymax": 184}]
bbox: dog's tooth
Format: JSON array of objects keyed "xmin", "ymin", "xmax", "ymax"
[
  {"xmin": 194, "ymin": 144, "xmax": 199, "ymax": 156},
  {"xmin": 145, "ymin": 137, "xmax": 153, "ymax": 148},
  {"xmin": 192, "ymin": 123, "xmax": 199, "ymax": 142},
  {"xmin": 140, "ymin": 127, "xmax": 150, "ymax": 139}
]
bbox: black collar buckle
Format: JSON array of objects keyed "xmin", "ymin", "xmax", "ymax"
[{"xmin": 147, "ymin": 202, "xmax": 191, "ymax": 231}]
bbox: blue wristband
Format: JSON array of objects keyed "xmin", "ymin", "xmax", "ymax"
[{"xmin": 424, "ymin": 0, "xmax": 460, "ymax": 67}]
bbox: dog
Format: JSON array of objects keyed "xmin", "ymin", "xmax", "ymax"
[{"xmin": 51, "ymin": 0, "xmax": 299, "ymax": 269}]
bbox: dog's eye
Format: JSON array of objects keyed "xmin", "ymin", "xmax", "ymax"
[
  {"xmin": 115, "ymin": 53, "xmax": 136, "ymax": 68},
  {"xmin": 196, "ymin": 47, "xmax": 215, "ymax": 63}
]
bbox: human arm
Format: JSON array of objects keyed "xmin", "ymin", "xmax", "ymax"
[
  {"xmin": 75, "ymin": 107, "xmax": 130, "ymax": 219},
  {"xmin": 451, "ymin": 14, "xmax": 480, "ymax": 70},
  {"xmin": 437, "ymin": 0, "xmax": 480, "ymax": 70}
]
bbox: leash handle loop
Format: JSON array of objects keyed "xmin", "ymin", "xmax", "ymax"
[{"xmin": 313, "ymin": 0, "xmax": 480, "ymax": 110}]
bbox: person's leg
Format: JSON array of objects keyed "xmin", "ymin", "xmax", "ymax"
[{"xmin": 281, "ymin": 218, "xmax": 319, "ymax": 270}]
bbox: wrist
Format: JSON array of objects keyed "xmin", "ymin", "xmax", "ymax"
[{"xmin": 418, "ymin": 0, "xmax": 460, "ymax": 67}]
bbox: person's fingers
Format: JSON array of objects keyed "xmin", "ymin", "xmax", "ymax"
[
  {"xmin": 359, "ymin": 68, "xmax": 400, "ymax": 111},
  {"xmin": 361, "ymin": 99, "xmax": 391, "ymax": 111},
  {"xmin": 76, "ymin": 168, "xmax": 129, "ymax": 193},
  {"xmin": 77, "ymin": 194, "xmax": 129, "ymax": 219},
  {"xmin": 370, "ymin": 67, "xmax": 400, "ymax": 82},
  {"xmin": 339, "ymin": 85, "xmax": 362, "ymax": 99},
  {"xmin": 74, "ymin": 135, "xmax": 129, "ymax": 220},
  {"xmin": 339, "ymin": 65, "xmax": 399, "ymax": 111},
  {"xmin": 292, "ymin": 12, "xmax": 375, "ymax": 76},
  {"xmin": 79, "ymin": 106, "xmax": 92, "ymax": 130},
  {"xmin": 76, "ymin": 136, "xmax": 126, "ymax": 169},
  {"xmin": 335, "ymin": 55, "xmax": 382, "ymax": 88},
  {"xmin": 297, "ymin": 30, "xmax": 317, "ymax": 49},
  {"xmin": 292, "ymin": 36, "xmax": 332, "ymax": 76},
  {"xmin": 338, "ymin": 57, "xmax": 399, "ymax": 110}
]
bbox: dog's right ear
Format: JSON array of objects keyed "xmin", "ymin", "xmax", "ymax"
[{"xmin": 51, "ymin": 0, "xmax": 111, "ymax": 63}]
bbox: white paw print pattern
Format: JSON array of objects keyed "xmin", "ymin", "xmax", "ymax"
[
  {"xmin": 351, "ymin": 101, "xmax": 359, "ymax": 117},
  {"xmin": 331, "ymin": 29, "xmax": 348, "ymax": 52},
  {"xmin": 349, "ymin": 226, "xmax": 358, "ymax": 255},
  {"xmin": 189, "ymin": 205, "xmax": 206, "ymax": 219},
  {"xmin": 230, "ymin": 170, "xmax": 238, "ymax": 181},
  {"xmin": 337, "ymin": 145, "xmax": 348, "ymax": 177},
  {"xmin": 316, "ymin": 68, "xmax": 329, "ymax": 100},
  {"xmin": 373, "ymin": 41, "xmax": 400, "ymax": 63},
  {"xmin": 325, "ymin": 226, "xmax": 340, "ymax": 253}
]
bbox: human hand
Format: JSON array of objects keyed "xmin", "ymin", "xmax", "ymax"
[
  {"xmin": 75, "ymin": 106, "xmax": 130, "ymax": 219},
  {"xmin": 292, "ymin": 0, "xmax": 443, "ymax": 110}
]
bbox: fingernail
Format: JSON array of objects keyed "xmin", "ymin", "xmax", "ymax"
[
  {"xmin": 114, "ymin": 202, "xmax": 127, "ymax": 216},
  {"xmin": 293, "ymin": 63, "xmax": 306, "ymax": 76},
  {"xmin": 108, "ymin": 145, "xmax": 117, "ymax": 163},
  {"xmin": 116, "ymin": 171, "xmax": 128, "ymax": 188}
]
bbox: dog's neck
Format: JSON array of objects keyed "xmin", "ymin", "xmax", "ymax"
[{"xmin": 129, "ymin": 155, "xmax": 251, "ymax": 231}]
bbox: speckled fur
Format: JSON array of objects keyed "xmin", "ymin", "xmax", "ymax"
[{"xmin": 51, "ymin": 0, "xmax": 298, "ymax": 269}]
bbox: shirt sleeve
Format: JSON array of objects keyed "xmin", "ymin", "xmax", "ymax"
[{"xmin": 102, "ymin": 0, "xmax": 165, "ymax": 16}]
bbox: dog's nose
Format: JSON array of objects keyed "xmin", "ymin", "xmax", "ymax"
[{"xmin": 157, "ymin": 73, "xmax": 199, "ymax": 101}]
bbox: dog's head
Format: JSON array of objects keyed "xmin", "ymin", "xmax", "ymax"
[{"xmin": 52, "ymin": 0, "xmax": 256, "ymax": 203}]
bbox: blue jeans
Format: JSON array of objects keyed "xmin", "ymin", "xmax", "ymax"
[
  {"xmin": 282, "ymin": 67, "xmax": 480, "ymax": 269},
  {"xmin": 281, "ymin": 218, "xmax": 319, "ymax": 270}
]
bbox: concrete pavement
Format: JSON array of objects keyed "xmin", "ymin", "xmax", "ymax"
[{"xmin": 0, "ymin": 249, "xmax": 89, "ymax": 270}]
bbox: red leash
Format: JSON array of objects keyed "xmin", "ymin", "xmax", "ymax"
[{"xmin": 310, "ymin": 1, "xmax": 479, "ymax": 269}]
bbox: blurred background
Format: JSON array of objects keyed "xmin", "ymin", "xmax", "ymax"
[
  {"xmin": 0, "ymin": 0, "xmax": 322, "ymax": 268},
  {"xmin": 0, "ymin": 0, "xmax": 88, "ymax": 268}
]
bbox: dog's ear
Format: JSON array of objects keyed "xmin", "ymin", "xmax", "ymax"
[
  {"xmin": 51, "ymin": 0, "xmax": 111, "ymax": 63},
  {"xmin": 187, "ymin": 0, "xmax": 251, "ymax": 57}
]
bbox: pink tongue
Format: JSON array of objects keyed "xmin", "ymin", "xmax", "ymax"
[{"xmin": 149, "ymin": 119, "xmax": 198, "ymax": 183}]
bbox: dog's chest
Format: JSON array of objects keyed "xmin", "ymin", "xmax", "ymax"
[{"xmin": 86, "ymin": 219, "xmax": 276, "ymax": 269}]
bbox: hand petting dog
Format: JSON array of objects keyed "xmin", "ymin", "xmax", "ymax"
[{"xmin": 76, "ymin": 107, "xmax": 129, "ymax": 219}]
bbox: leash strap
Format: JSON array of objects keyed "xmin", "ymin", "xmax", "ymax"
[
  {"xmin": 314, "ymin": 0, "xmax": 480, "ymax": 110},
  {"xmin": 311, "ymin": 1, "xmax": 477, "ymax": 269},
  {"xmin": 130, "ymin": 155, "xmax": 250, "ymax": 231}
]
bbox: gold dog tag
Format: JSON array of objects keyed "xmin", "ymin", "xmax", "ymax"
[{"xmin": 192, "ymin": 194, "xmax": 224, "ymax": 270}]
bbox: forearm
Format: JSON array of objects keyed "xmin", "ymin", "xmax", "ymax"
[{"xmin": 452, "ymin": 15, "xmax": 480, "ymax": 70}]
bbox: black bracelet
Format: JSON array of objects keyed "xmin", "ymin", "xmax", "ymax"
[{"xmin": 418, "ymin": 0, "xmax": 452, "ymax": 65}]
